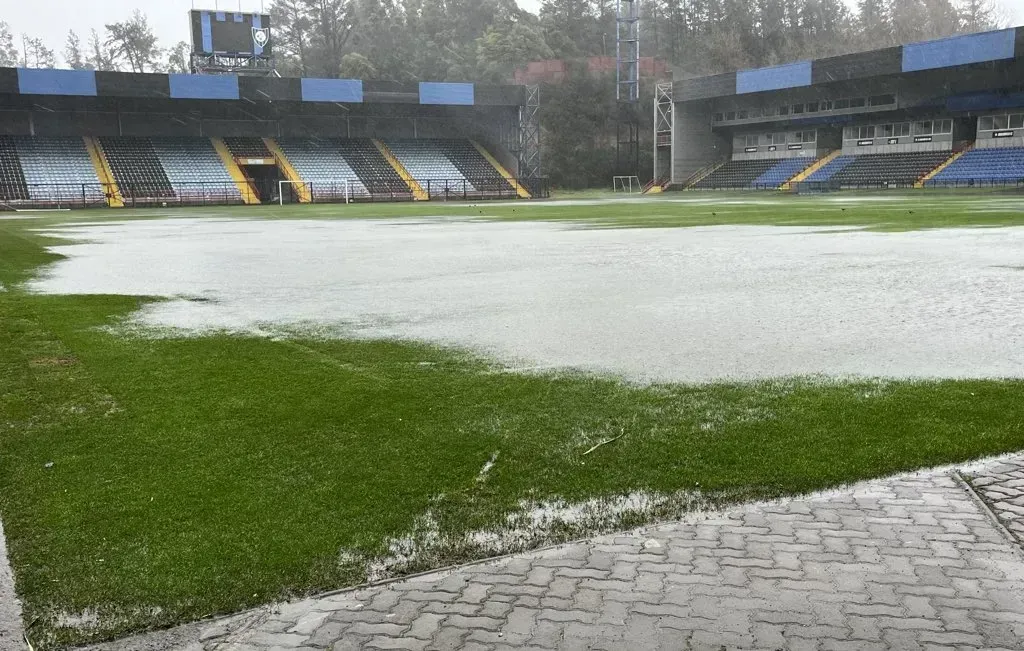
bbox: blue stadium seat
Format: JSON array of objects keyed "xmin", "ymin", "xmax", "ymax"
[
  {"xmin": 751, "ymin": 158, "xmax": 813, "ymax": 188},
  {"xmin": 806, "ymin": 156, "xmax": 854, "ymax": 182},
  {"xmin": 928, "ymin": 148, "xmax": 1024, "ymax": 185}
]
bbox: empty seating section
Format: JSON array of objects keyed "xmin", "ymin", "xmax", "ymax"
[
  {"xmin": 0, "ymin": 137, "xmax": 28, "ymax": 201},
  {"xmin": 278, "ymin": 139, "xmax": 369, "ymax": 200},
  {"xmin": 435, "ymin": 140, "xmax": 515, "ymax": 195},
  {"xmin": 0, "ymin": 136, "xmax": 519, "ymax": 206},
  {"xmin": 825, "ymin": 152, "xmax": 951, "ymax": 187},
  {"xmin": 151, "ymin": 138, "xmax": 241, "ymax": 203},
  {"xmin": 693, "ymin": 159, "xmax": 777, "ymax": 189},
  {"xmin": 337, "ymin": 140, "xmax": 410, "ymax": 196},
  {"xmin": 806, "ymin": 156, "xmax": 854, "ymax": 182},
  {"xmin": 12, "ymin": 137, "xmax": 104, "ymax": 204},
  {"xmin": 99, "ymin": 137, "xmax": 175, "ymax": 199},
  {"xmin": 929, "ymin": 148, "xmax": 1024, "ymax": 185},
  {"xmin": 224, "ymin": 137, "xmax": 272, "ymax": 159},
  {"xmin": 751, "ymin": 158, "xmax": 813, "ymax": 188},
  {"xmin": 386, "ymin": 139, "xmax": 476, "ymax": 194}
]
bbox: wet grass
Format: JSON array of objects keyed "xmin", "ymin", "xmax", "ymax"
[
  {"xmin": 2, "ymin": 195, "xmax": 1024, "ymax": 647},
  {"xmin": 11, "ymin": 187, "xmax": 1024, "ymax": 232}
]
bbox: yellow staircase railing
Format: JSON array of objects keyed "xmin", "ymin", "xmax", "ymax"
[
  {"xmin": 211, "ymin": 138, "xmax": 260, "ymax": 205},
  {"xmin": 262, "ymin": 138, "xmax": 311, "ymax": 203},
  {"xmin": 470, "ymin": 140, "xmax": 531, "ymax": 199},
  {"xmin": 781, "ymin": 150, "xmax": 841, "ymax": 190},
  {"xmin": 373, "ymin": 140, "xmax": 428, "ymax": 200},
  {"xmin": 916, "ymin": 147, "xmax": 969, "ymax": 188},
  {"xmin": 83, "ymin": 136, "xmax": 123, "ymax": 207},
  {"xmin": 685, "ymin": 161, "xmax": 726, "ymax": 189}
]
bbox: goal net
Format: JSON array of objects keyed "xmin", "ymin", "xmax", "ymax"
[
  {"xmin": 278, "ymin": 179, "xmax": 352, "ymax": 205},
  {"xmin": 612, "ymin": 175, "xmax": 642, "ymax": 194}
]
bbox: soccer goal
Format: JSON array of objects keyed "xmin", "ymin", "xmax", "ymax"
[
  {"xmin": 612, "ymin": 175, "xmax": 642, "ymax": 194},
  {"xmin": 278, "ymin": 179, "xmax": 352, "ymax": 205}
]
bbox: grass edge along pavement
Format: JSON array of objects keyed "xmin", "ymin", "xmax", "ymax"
[{"xmin": 0, "ymin": 198, "xmax": 1022, "ymax": 648}]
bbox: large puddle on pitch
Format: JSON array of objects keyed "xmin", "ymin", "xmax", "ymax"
[{"xmin": 29, "ymin": 218, "xmax": 1024, "ymax": 382}]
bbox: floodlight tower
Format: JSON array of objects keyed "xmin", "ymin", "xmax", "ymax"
[
  {"xmin": 616, "ymin": 0, "xmax": 640, "ymax": 103},
  {"xmin": 615, "ymin": 0, "xmax": 641, "ymax": 179}
]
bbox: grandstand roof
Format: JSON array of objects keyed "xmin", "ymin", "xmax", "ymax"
[
  {"xmin": 0, "ymin": 69, "xmax": 526, "ymax": 106},
  {"xmin": 676, "ymin": 26, "xmax": 1024, "ymax": 101}
]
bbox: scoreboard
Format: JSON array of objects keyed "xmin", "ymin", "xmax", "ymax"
[{"xmin": 190, "ymin": 10, "xmax": 272, "ymax": 57}]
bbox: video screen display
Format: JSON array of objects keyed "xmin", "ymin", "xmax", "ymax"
[{"xmin": 190, "ymin": 10, "xmax": 272, "ymax": 57}]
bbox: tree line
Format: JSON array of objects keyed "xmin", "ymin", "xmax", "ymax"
[
  {"xmin": 0, "ymin": 11, "xmax": 189, "ymax": 73},
  {"xmin": 0, "ymin": 0, "xmax": 1007, "ymax": 187}
]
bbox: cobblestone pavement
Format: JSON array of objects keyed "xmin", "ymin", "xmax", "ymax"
[
  {"xmin": 0, "ymin": 519, "xmax": 24, "ymax": 651},
  {"xmin": 966, "ymin": 459, "xmax": 1024, "ymax": 544},
  {"xmin": 80, "ymin": 457, "xmax": 1024, "ymax": 651}
]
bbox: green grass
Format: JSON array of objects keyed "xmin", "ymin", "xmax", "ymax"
[{"xmin": 2, "ymin": 192, "xmax": 1024, "ymax": 647}]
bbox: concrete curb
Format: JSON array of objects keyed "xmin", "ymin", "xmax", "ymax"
[
  {"xmin": 952, "ymin": 469, "xmax": 1024, "ymax": 554},
  {"xmin": 0, "ymin": 518, "xmax": 26, "ymax": 651}
]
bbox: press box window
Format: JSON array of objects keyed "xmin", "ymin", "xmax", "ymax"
[
  {"xmin": 726, "ymin": 111, "xmax": 736, "ymax": 121},
  {"xmin": 1011, "ymin": 115, "xmax": 1024, "ymax": 129},
  {"xmin": 834, "ymin": 99, "xmax": 850, "ymax": 110},
  {"xmin": 714, "ymin": 113, "xmax": 724, "ymax": 123},
  {"xmin": 850, "ymin": 98, "xmax": 866, "ymax": 108},
  {"xmin": 792, "ymin": 104, "xmax": 805, "ymax": 114},
  {"xmin": 778, "ymin": 105, "xmax": 790, "ymax": 116},
  {"xmin": 993, "ymin": 115, "xmax": 1009, "ymax": 130},
  {"xmin": 936, "ymin": 120, "xmax": 953, "ymax": 134},
  {"xmin": 869, "ymin": 94, "xmax": 895, "ymax": 107},
  {"xmin": 979, "ymin": 116, "xmax": 994, "ymax": 131},
  {"xmin": 806, "ymin": 102, "xmax": 819, "ymax": 113},
  {"xmin": 914, "ymin": 121, "xmax": 933, "ymax": 136}
]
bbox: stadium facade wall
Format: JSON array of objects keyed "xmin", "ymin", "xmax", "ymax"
[
  {"xmin": 672, "ymin": 100, "xmax": 728, "ymax": 182},
  {"xmin": 0, "ymin": 103, "xmax": 517, "ymax": 147},
  {"xmin": 0, "ymin": 67, "xmax": 526, "ymax": 108},
  {"xmin": 667, "ymin": 26, "xmax": 1024, "ymax": 185}
]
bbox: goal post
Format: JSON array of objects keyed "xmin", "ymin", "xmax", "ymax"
[
  {"xmin": 612, "ymin": 175, "xmax": 642, "ymax": 194},
  {"xmin": 278, "ymin": 179, "xmax": 351, "ymax": 205}
]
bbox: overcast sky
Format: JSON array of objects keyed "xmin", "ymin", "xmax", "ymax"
[{"xmin": 3, "ymin": 0, "xmax": 1022, "ymax": 66}]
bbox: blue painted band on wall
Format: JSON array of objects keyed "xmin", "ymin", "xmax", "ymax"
[
  {"xmin": 736, "ymin": 61, "xmax": 812, "ymax": 94},
  {"xmin": 902, "ymin": 28, "xmax": 1016, "ymax": 72},
  {"xmin": 17, "ymin": 68, "xmax": 97, "ymax": 96},
  {"xmin": 201, "ymin": 12, "xmax": 213, "ymax": 53},
  {"xmin": 419, "ymin": 82, "xmax": 475, "ymax": 105},
  {"xmin": 300, "ymin": 78, "xmax": 364, "ymax": 103},
  {"xmin": 252, "ymin": 14, "xmax": 263, "ymax": 56},
  {"xmin": 168, "ymin": 74, "xmax": 239, "ymax": 100}
]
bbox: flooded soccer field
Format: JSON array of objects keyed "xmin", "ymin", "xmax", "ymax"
[
  {"xmin": 31, "ymin": 209, "xmax": 1024, "ymax": 382},
  {"xmin": 8, "ymin": 192, "xmax": 1024, "ymax": 647}
]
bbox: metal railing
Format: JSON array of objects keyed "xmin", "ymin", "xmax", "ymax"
[
  {"xmin": 0, "ymin": 177, "xmax": 549, "ymax": 210},
  {"xmin": 793, "ymin": 179, "xmax": 1024, "ymax": 193},
  {"xmin": 922, "ymin": 179, "xmax": 1024, "ymax": 189}
]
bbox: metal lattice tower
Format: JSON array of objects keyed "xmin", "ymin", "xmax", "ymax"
[
  {"xmin": 616, "ymin": 0, "xmax": 640, "ymax": 103},
  {"xmin": 615, "ymin": 0, "xmax": 641, "ymax": 178},
  {"xmin": 653, "ymin": 82, "xmax": 673, "ymax": 183},
  {"xmin": 518, "ymin": 85, "xmax": 542, "ymax": 180}
]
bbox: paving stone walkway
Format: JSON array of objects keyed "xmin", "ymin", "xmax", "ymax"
[
  {"xmin": 77, "ymin": 456, "xmax": 1024, "ymax": 650},
  {"xmin": 0, "ymin": 520, "xmax": 24, "ymax": 651}
]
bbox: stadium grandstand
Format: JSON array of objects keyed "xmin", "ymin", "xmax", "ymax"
[
  {"xmin": 0, "ymin": 69, "xmax": 543, "ymax": 209},
  {"xmin": 655, "ymin": 26, "xmax": 1024, "ymax": 193}
]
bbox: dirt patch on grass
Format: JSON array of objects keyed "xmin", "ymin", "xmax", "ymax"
[{"xmin": 29, "ymin": 356, "xmax": 78, "ymax": 367}]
